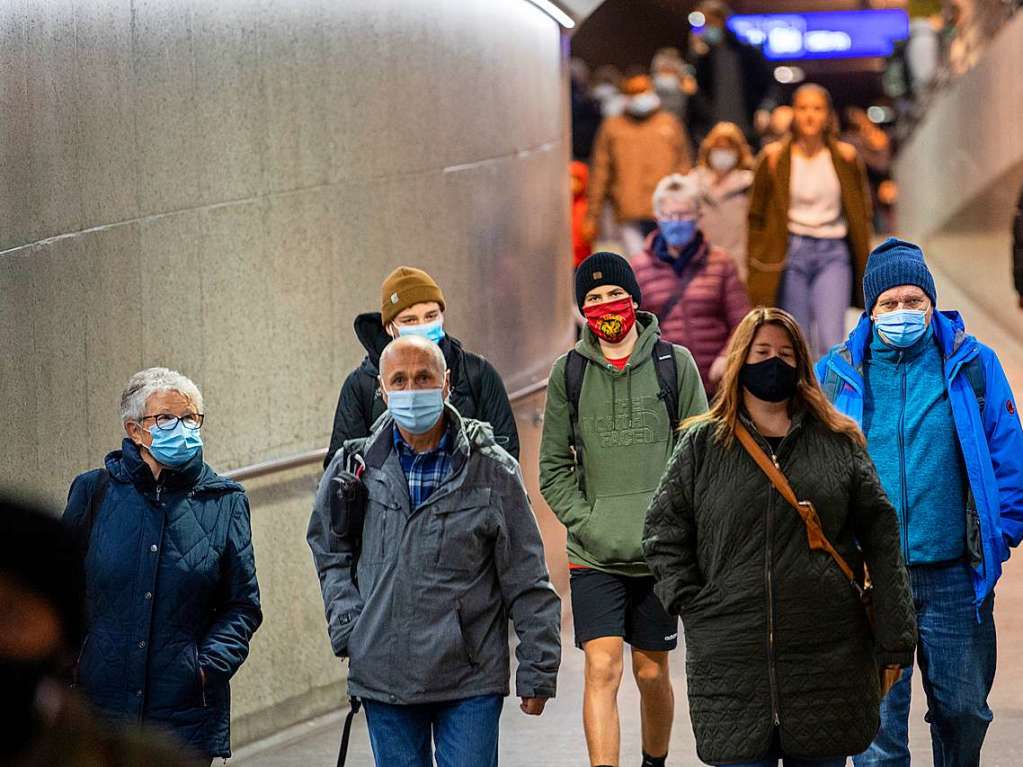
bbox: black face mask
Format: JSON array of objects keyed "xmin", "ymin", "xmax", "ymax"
[
  {"xmin": 0, "ymin": 658, "xmax": 48, "ymax": 758},
  {"xmin": 740, "ymin": 356, "xmax": 799, "ymax": 403}
]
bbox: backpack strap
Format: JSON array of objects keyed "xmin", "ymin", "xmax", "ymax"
[
  {"xmin": 462, "ymin": 351, "xmax": 485, "ymax": 416},
  {"xmin": 75, "ymin": 469, "xmax": 110, "ymax": 557},
  {"xmin": 564, "ymin": 350, "xmax": 588, "ymax": 447},
  {"xmin": 961, "ymin": 355, "xmax": 986, "ymax": 415},
  {"xmin": 652, "ymin": 340, "xmax": 680, "ymax": 433}
]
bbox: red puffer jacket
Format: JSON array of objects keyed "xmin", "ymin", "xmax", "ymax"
[{"xmin": 632, "ymin": 231, "xmax": 750, "ymax": 393}]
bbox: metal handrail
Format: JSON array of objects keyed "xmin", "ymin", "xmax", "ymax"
[{"xmin": 223, "ymin": 377, "xmax": 549, "ymax": 482}]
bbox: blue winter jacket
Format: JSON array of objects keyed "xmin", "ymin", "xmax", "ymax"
[
  {"xmin": 63, "ymin": 439, "xmax": 262, "ymax": 758},
  {"xmin": 817, "ymin": 311, "xmax": 1023, "ymax": 612}
]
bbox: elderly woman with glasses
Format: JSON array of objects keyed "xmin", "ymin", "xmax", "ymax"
[{"xmin": 63, "ymin": 367, "xmax": 262, "ymax": 764}]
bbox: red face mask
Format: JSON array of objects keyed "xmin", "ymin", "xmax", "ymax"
[{"xmin": 583, "ymin": 297, "xmax": 637, "ymax": 343}]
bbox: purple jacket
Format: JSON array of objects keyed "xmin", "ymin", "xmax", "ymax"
[{"xmin": 632, "ymin": 231, "xmax": 751, "ymax": 392}]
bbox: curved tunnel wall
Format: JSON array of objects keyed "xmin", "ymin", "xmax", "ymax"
[{"xmin": 0, "ymin": 0, "xmax": 574, "ymax": 745}]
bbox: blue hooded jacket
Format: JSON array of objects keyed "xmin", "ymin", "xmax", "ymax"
[
  {"xmin": 63, "ymin": 439, "xmax": 262, "ymax": 758},
  {"xmin": 816, "ymin": 311, "xmax": 1023, "ymax": 614}
]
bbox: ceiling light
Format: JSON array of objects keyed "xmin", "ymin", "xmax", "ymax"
[
  {"xmin": 523, "ymin": 0, "xmax": 575, "ymax": 29},
  {"xmin": 774, "ymin": 66, "xmax": 805, "ymax": 84},
  {"xmin": 688, "ymin": 11, "xmax": 706, "ymax": 28}
]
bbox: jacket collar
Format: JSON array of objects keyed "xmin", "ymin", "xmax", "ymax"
[
  {"xmin": 652, "ymin": 230, "xmax": 707, "ymax": 276},
  {"xmin": 106, "ymin": 437, "xmax": 219, "ymax": 494},
  {"xmin": 363, "ymin": 404, "xmax": 471, "ymax": 478}
]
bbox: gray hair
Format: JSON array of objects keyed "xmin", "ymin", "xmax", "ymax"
[
  {"xmin": 120, "ymin": 367, "xmax": 204, "ymax": 425},
  {"xmin": 652, "ymin": 173, "xmax": 702, "ymax": 217},
  {"xmin": 379, "ymin": 336, "xmax": 447, "ymax": 381}
]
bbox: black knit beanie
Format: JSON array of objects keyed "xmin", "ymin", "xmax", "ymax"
[{"xmin": 575, "ymin": 251, "xmax": 642, "ymax": 311}]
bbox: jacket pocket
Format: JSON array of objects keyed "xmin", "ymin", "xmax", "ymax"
[
  {"xmin": 456, "ymin": 602, "xmax": 479, "ymax": 667},
  {"xmin": 434, "ymin": 489, "xmax": 492, "ymax": 573},
  {"xmin": 193, "ymin": 643, "xmax": 207, "ymax": 708},
  {"xmin": 579, "ymin": 489, "xmax": 655, "ymax": 565}
]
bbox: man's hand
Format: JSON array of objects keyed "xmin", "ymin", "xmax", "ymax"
[{"xmin": 519, "ymin": 697, "xmax": 547, "ymax": 716}]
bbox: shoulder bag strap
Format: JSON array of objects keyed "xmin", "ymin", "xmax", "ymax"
[{"xmin": 734, "ymin": 422, "xmax": 857, "ymax": 586}]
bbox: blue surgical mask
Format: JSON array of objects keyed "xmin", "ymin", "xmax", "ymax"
[
  {"xmin": 386, "ymin": 388, "xmax": 445, "ymax": 435},
  {"xmin": 873, "ymin": 309, "xmax": 929, "ymax": 348},
  {"xmin": 659, "ymin": 218, "xmax": 698, "ymax": 248},
  {"xmin": 146, "ymin": 422, "xmax": 203, "ymax": 467},
  {"xmin": 397, "ymin": 319, "xmax": 445, "ymax": 345}
]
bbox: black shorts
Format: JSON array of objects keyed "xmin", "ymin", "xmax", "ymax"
[{"xmin": 570, "ymin": 568, "xmax": 678, "ymax": 651}]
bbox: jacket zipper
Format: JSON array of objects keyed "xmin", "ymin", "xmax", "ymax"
[
  {"xmin": 765, "ymin": 451, "xmax": 781, "ymax": 727},
  {"xmin": 896, "ymin": 354, "xmax": 910, "ymax": 563}
]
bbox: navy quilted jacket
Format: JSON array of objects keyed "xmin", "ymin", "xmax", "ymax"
[
  {"xmin": 63, "ymin": 439, "xmax": 262, "ymax": 759},
  {"xmin": 644, "ymin": 413, "xmax": 916, "ymax": 763}
]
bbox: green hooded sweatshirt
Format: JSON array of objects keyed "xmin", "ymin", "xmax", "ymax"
[{"xmin": 540, "ymin": 313, "xmax": 708, "ymax": 576}]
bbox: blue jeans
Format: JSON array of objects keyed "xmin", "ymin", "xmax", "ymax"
[
  {"xmin": 362, "ymin": 694, "xmax": 503, "ymax": 767},
  {"xmin": 713, "ymin": 730, "xmax": 847, "ymax": 767},
  {"xmin": 853, "ymin": 562, "xmax": 996, "ymax": 767},
  {"xmin": 779, "ymin": 234, "xmax": 852, "ymax": 358}
]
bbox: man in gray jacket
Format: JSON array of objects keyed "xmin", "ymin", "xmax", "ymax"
[{"xmin": 308, "ymin": 335, "xmax": 561, "ymax": 767}]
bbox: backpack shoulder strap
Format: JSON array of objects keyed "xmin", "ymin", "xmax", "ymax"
[
  {"xmin": 462, "ymin": 351, "xmax": 485, "ymax": 414},
  {"xmin": 962, "ymin": 355, "xmax": 986, "ymax": 415},
  {"xmin": 564, "ymin": 350, "xmax": 588, "ymax": 440},
  {"xmin": 77, "ymin": 469, "xmax": 110, "ymax": 556},
  {"xmin": 653, "ymin": 340, "xmax": 680, "ymax": 433}
]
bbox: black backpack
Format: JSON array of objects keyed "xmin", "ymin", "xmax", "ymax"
[{"xmin": 564, "ymin": 339, "xmax": 681, "ymax": 440}]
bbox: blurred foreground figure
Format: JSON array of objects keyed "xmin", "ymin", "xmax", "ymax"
[
  {"xmin": 1, "ymin": 496, "xmax": 203, "ymax": 767},
  {"xmin": 63, "ymin": 367, "xmax": 262, "ymax": 762}
]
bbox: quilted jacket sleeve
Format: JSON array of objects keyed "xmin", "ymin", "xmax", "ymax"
[
  {"xmin": 493, "ymin": 466, "xmax": 561, "ymax": 699},
  {"xmin": 307, "ymin": 449, "xmax": 364, "ymax": 657},
  {"xmin": 848, "ymin": 442, "xmax": 916, "ymax": 666},
  {"xmin": 198, "ymin": 493, "xmax": 263, "ymax": 681},
  {"xmin": 643, "ymin": 429, "xmax": 704, "ymax": 615}
]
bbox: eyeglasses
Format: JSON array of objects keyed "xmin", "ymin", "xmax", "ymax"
[
  {"xmin": 658, "ymin": 212, "xmax": 697, "ymax": 222},
  {"xmin": 140, "ymin": 413, "xmax": 204, "ymax": 431}
]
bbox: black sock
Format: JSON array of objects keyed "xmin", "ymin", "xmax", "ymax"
[{"xmin": 642, "ymin": 752, "xmax": 667, "ymax": 767}]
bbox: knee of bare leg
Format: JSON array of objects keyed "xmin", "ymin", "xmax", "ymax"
[{"xmin": 585, "ymin": 647, "xmax": 624, "ymax": 689}]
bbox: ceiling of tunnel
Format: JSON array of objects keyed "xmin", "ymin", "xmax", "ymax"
[{"xmin": 566, "ymin": 0, "xmax": 909, "ymax": 108}]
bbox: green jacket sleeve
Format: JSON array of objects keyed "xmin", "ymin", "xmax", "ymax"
[
  {"xmin": 538, "ymin": 355, "xmax": 592, "ymax": 533},
  {"xmin": 675, "ymin": 346, "xmax": 709, "ymax": 422}
]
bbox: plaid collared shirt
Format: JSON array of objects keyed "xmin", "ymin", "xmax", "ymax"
[{"xmin": 392, "ymin": 425, "xmax": 453, "ymax": 508}]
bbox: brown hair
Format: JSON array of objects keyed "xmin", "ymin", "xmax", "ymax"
[
  {"xmin": 697, "ymin": 121, "xmax": 755, "ymax": 171},
  {"xmin": 684, "ymin": 307, "xmax": 865, "ymax": 447}
]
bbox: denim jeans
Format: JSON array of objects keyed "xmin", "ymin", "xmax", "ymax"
[
  {"xmin": 721, "ymin": 758, "xmax": 845, "ymax": 767},
  {"xmin": 853, "ymin": 562, "xmax": 996, "ymax": 767},
  {"xmin": 779, "ymin": 234, "xmax": 852, "ymax": 358},
  {"xmin": 362, "ymin": 694, "xmax": 503, "ymax": 767}
]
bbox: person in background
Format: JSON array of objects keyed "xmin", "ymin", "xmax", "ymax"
[
  {"xmin": 686, "ymin": 0, "xmax": 780, "ymax": 147},
  {"xmin": 644, "ymin": 307, "xmax": 916, "ymax": 767},
  {"xmin": 585, "ymin": 74, "xmax": 692, "ymax": 256},
  {"xmin": 309, "ymin": 335, "xmax": 561, "ymax": 767},
  {"xmin": 691, "ymin": 121, "xmax": 755, "ymax": 281},
  {"xmin": 572, "ymin": 57, "xmax": 603, "ymax": 161},
  {"xmin": 758, "ymin": 105, "xmax": 793, "ymax": 148},
  {"xmin": 572, "ymin": 161, "xmax": 594, "ymax": 268},
  {"xmin": 817, "ymin": 238, "xmax": 1023, "ymax": 767},
  {"xmin": 651, "ymin": 48, "xmax": 697, "ymax": 127},
  {"xmin": 591, "ymin": 64, "xmax": 626, "ymax": 118},
  {"xmin": 62, "ymin": 367, "xmax": 262, "ymax": 763},
  {"xmin": 747, "ymin": 83, "xmax": 872, "ymax": 358},
  {"xmin": 2, "ymin": 497, "xmax": 204, "ymax": 767},
  {"xmin": 633, "ymin": 173, "xmax": 750, "ymax": 395},
  {"xmin": 1013, "ymin": 183, "xmax": 1023, "ymax": 308},
  {"xmin": 540, "ymin": 252, "xmax": 708, "ymax": 767},
  {"xmin": 325, "ymin": 266, "xmax": 519, "ymax": 466},
  {"xmin": 841, "ymin": 107, "xmax": 893, "ymax": 233}
]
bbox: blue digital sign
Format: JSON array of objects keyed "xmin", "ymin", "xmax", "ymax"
[{"xmin": 724, "ymin": 10, "xmax": 910, "ymax": 61}]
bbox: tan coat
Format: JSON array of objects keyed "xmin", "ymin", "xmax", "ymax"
[
  {"xmin": 746, "ymin": 137, "xmax": 872, "ymax": 309},
  {"xmin": 587, "ymin": 110, "xmax": 692, "ymax": 224}
]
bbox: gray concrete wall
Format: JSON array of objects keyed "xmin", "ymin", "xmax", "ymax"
[
  {"xmin": 0, "ymin": 0, "xmax": 574, "ymax": 747},
  {"xmin": 894, "ymin": 12, "xmax": 1023, "ymax": 348}
]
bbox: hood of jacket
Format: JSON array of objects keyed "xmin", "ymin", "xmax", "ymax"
[
  {"xmin": 105, "ymin": 438, "xmax": 242, "ymax": 497},
  {"xmin": 353, "ymin": 312, "xmax": 465, "ymax": 377}
]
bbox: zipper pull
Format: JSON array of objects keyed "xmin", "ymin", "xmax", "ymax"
[{"xmin": 771, "ymin": 453, "xmax": 780, "ymax": 469}]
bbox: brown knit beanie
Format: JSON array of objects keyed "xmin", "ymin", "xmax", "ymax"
[{"xmin": 380, "ymin": 266, "xmax": 446, "ymax": 326}]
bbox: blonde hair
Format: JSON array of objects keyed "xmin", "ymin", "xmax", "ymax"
[
  {"xmin": 652, "ymin": 173, "xmax": 702, "ymax": 218},
  {"xmin": 697, "ymin": 121, "xmax": 755, "ymax": 171},
  {"xmin": 684, "ymin": 307, "xmax": 865, "ymax": 448}
]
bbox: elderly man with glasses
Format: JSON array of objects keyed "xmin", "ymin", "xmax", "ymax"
[{"xmin": 63, "ymin": 367, "xmax": 262, "ymax": 764}]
